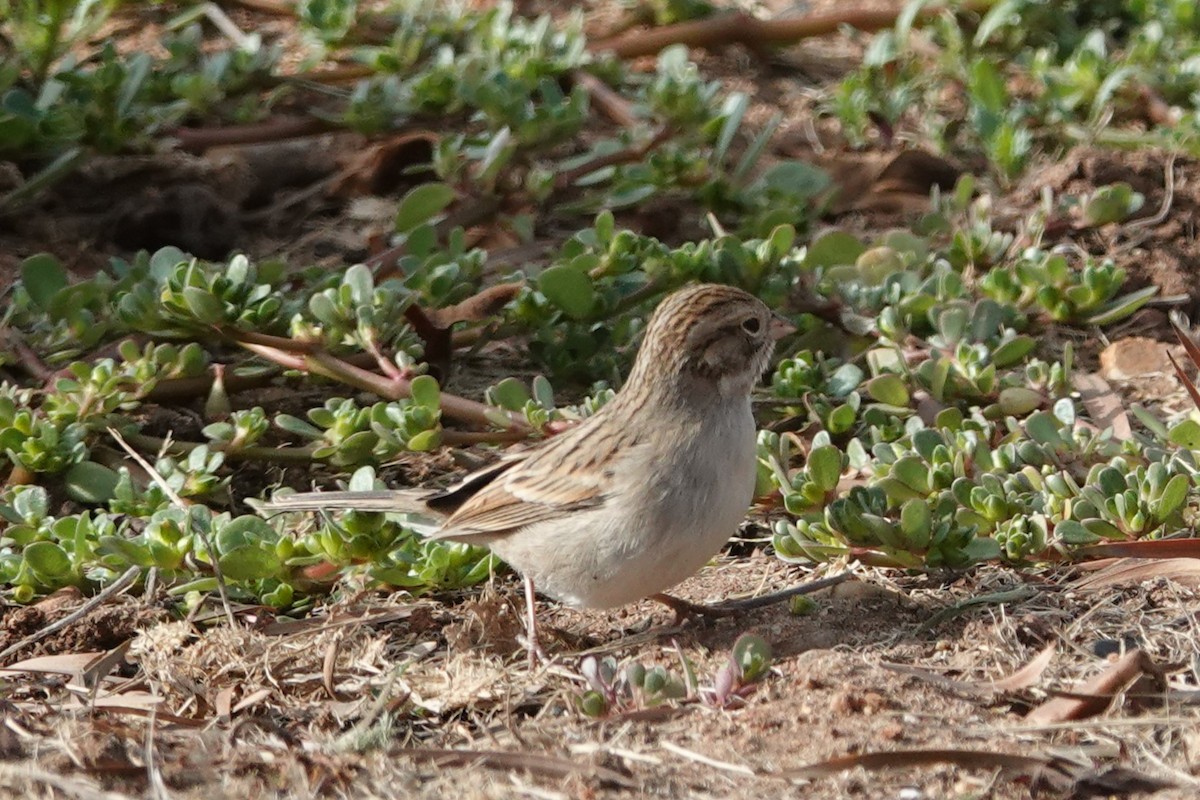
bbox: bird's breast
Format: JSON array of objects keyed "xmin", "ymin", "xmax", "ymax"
[{"xmin": 488, "ymin": 401, "xmax": 757, "ymax": 609}]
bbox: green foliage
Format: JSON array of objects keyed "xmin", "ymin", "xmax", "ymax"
[
  {"xmin": 2, "ymin": 0, "xmax": 819, "ymax": 243},
  {"xmin": 341, "ymin": 2, "xmax": 592, "ymax": 141},
  {"xmin": 117, "ymin": 252, "xmax": 289, "ymax": 338},
  {"xmin": 979, "ymin": 249, "xmax": 1157, "ymax": 324},
  {"xmin": 275, "ymin": 390, "xmax": 442, "ymax": 466},
  {"xmin": 1081, "ymin": 182, "xmax": 1145, "ymax": 226},
  {"xmin": 0, "ymin": 15, "xmax": 277, "ymax": 166},
  {"xmin": 1, "ymin": 0, "xmax": 121, "ymax": 82},
  {"xmin": 485, "ymin": 375, "xmax": 614, "ymax": 434},
  {"xmin": 302, "ymin": 263, "xmax": 424, "ymax": 357},
  {"xmin": 8, "ymin": 254, "xmax": 125, "ymax": 363},
  {"xmin": 298, "ymin": 0, "xmax": 358, "ymax": 43},
  {"xmin": 577, "ymin": 632, "xmax": 773, "ymax": 717},
  {"xmin": 770, "ymin": 395, "xmax": 1195, "ymax": 569},
  {"xmin": 0, "ymin": 464, "xmax": 497, "ymax": 605},
  {"xmin": 3, "ymin": 2, "xmax": 1198, "ymax": 612},
  {"xmin": 203, "ymin": 408, "xmax": 271, "ymax": 453},
  {"xmin": 511, "ymin": 216, "xmax": 800, "ymax": 380},
  {"xmin": 826, "ymin": 0, "xmax": 1200, "ymax": 175}
]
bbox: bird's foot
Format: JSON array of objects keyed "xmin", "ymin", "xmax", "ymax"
[{"xmin": 521, "ymin": 634, "xmax": 548, "ymax": 669}]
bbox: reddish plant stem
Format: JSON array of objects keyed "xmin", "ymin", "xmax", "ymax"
[
  {"xmin": 366, "ymin": 196, "xmax": 506, "ymax": 375},
  {"xmin": 590, "ymin": 1, "xmax": 998, "ymax": 59},
  {"xmin": 442, "ymin": 429, "xmax": 531, "ymax": 445},
  {"xmin": 221, "ymin": 0, "xmax": 294, "ymax": 16},
  {"xmin": 143, "ymin": 350, "xmax": 386, "ymax": 403},
  {"xmin": 235, "ymin": 340, "xmax": 530, "ymax": 433},
  {"xmin": 231, "ymin": 329, "xmax": 319, "ymax": 354},
  {"xmin": 171, "ymin": 117, "xmax": 337, "ymax": 154},
  {"xmin": 239, "ymin": 341, "xmax": 309, "ymax": 372},
  {"xmin": 362, "ymin": 336, "xmax": 406, "ymax": 382},
  {"xmin": 553, "ymin": 126, "xmax": 673, "ymax": 190},
  {"xmin": 5, "ymin": 330, "xmax": 54, "ymax": 382},
  {"xmin": 570, "ymin": 69, "xmax": 640, "ymax": 129},
  {"xmin": 286, "ymin": 64, "xmax": 376, "ymax": 85}
]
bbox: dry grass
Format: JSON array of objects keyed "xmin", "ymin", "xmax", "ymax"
[{"xmin": 3, "ymin": 554, "xmax": 1200, "ymax": 799}]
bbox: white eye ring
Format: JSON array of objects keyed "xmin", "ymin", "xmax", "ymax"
[{"xmin": 741, "ymin": 316, "xmax": 761, "ymax": 334}]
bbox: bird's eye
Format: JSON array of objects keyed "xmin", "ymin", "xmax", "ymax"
[{"xmin": 741, "ymin": 316, "xmax": 761, "ymax": 334}]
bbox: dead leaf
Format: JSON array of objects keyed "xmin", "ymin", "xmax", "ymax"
[
  {"xmin": 1073, "ymin": 372, "xmax": 1132, "ymax": 440},
  {"xmin": 833, "ymin": 472, "xmax": 870, "ymax": 495},
  {"xmin": 77, "ymin": 640, "xmax": 132, "ymax": 693},
  {"xmin": 330, "ymin": 131, "xmax": 438, "ymax": 197},
  {"xmin": 798, "ymin": 148, "xmax": 962, "ymax": 216},
  {"xmin": 394, "ymin": 747, "xmax": 636, "ymax": 788},
  {"xmin": 777, "ymin": 748, "xmax": 1075, "ymax": 785},
  {"xmin": 0, "ymin": 652, "xmax": 104, "ymax": 677},
  {"xmin": 323, "ymin": 635, "xmax": 348, "ymax": 701},
  {"xmin": 993, "ymin": 642, "xmax": 1058, "ymax": 692},
  {"xmin": 1080, "ymin": 539, "xmax": 1200, "ymax": 560},
  {"xmin": 914, "ymin": 390, "xmax": 946, "ymax": 427},
  {"xmin": 1170, "ymin": 319, "xmax": 1200, "ymax": 411},
  {"xmin": 215, "ymin": 687, "xmax": 233, "ymax": 719},
  {"xmin": 1167, "ymin": 350, "xmax": 1200, "ymax": 411},
  {"xmin": 1098, "ymin": 337, "xmax": 1174, "ymax": 381},
  {"xmin": 425, "ymin": 281, "xmax": 524, "ymax": 328},
  {"xmin": 31, "ymin": 586, "xmax": 83, "ymax": 615},
  {"xmin": 1172, "ymin": 318, "xmax": 1200, "ymax": 371},
  {"xmin": 231, "ymin": 687, "xmax": 271, "ymax": 715},
  {"xmin": 1070, "ymin": 557, "xmax": 1200, "ymax": 591},
  {"xmin": 1025, "ymin": 649, "xmax": 1157, "ymax": 725},
  {"xmin": 871, "ymin": 150, "xmax": 962, "ymax": 196},
  {"xmin": 88, "ymin": 691, "xmax": 162, "ymax": 711},
  {"xmin": 881, "ymin": 642, "xmax": 1055, "ymax": 699}
]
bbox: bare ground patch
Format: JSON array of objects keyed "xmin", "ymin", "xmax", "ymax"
[{"xmin": 0, "ymin": 554, "xmax": 1196, "ymax": 799}]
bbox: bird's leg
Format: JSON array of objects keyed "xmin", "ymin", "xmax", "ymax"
[{"xmin": 522, "ymin": 574, "xmax": 547, "ymax": 668}]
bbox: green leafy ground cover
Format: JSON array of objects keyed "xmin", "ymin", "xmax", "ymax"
[{"xmin": 2, "ymin": 1, "xmax": 1200, "ymax": 797}]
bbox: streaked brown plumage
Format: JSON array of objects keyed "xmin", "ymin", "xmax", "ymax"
[{"xmin": 261, "ymin": 283, "xmax": 789, "ymax": 662}]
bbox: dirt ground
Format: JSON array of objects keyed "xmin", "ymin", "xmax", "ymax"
[
  {"xmin": 3, "ymin": 553, "xmax": 1199, "ymax": 799},
  {"xmin": 3, "ymin": 1, "xmax": 1200, "ymax": 799}
]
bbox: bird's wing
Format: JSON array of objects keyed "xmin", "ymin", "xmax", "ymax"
[{"xmin": 430, "ymin": 425, "xmax": 633, "ymax": 541}]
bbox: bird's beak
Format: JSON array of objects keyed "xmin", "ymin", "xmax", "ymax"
[{"xmin": 769, "ymin": 312, "xmax": 797, "ymax": 341}]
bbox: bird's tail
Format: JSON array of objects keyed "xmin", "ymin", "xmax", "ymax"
[{"xmin": 251, "ymin": 490, "xmax": 435, "ymax": 516}]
